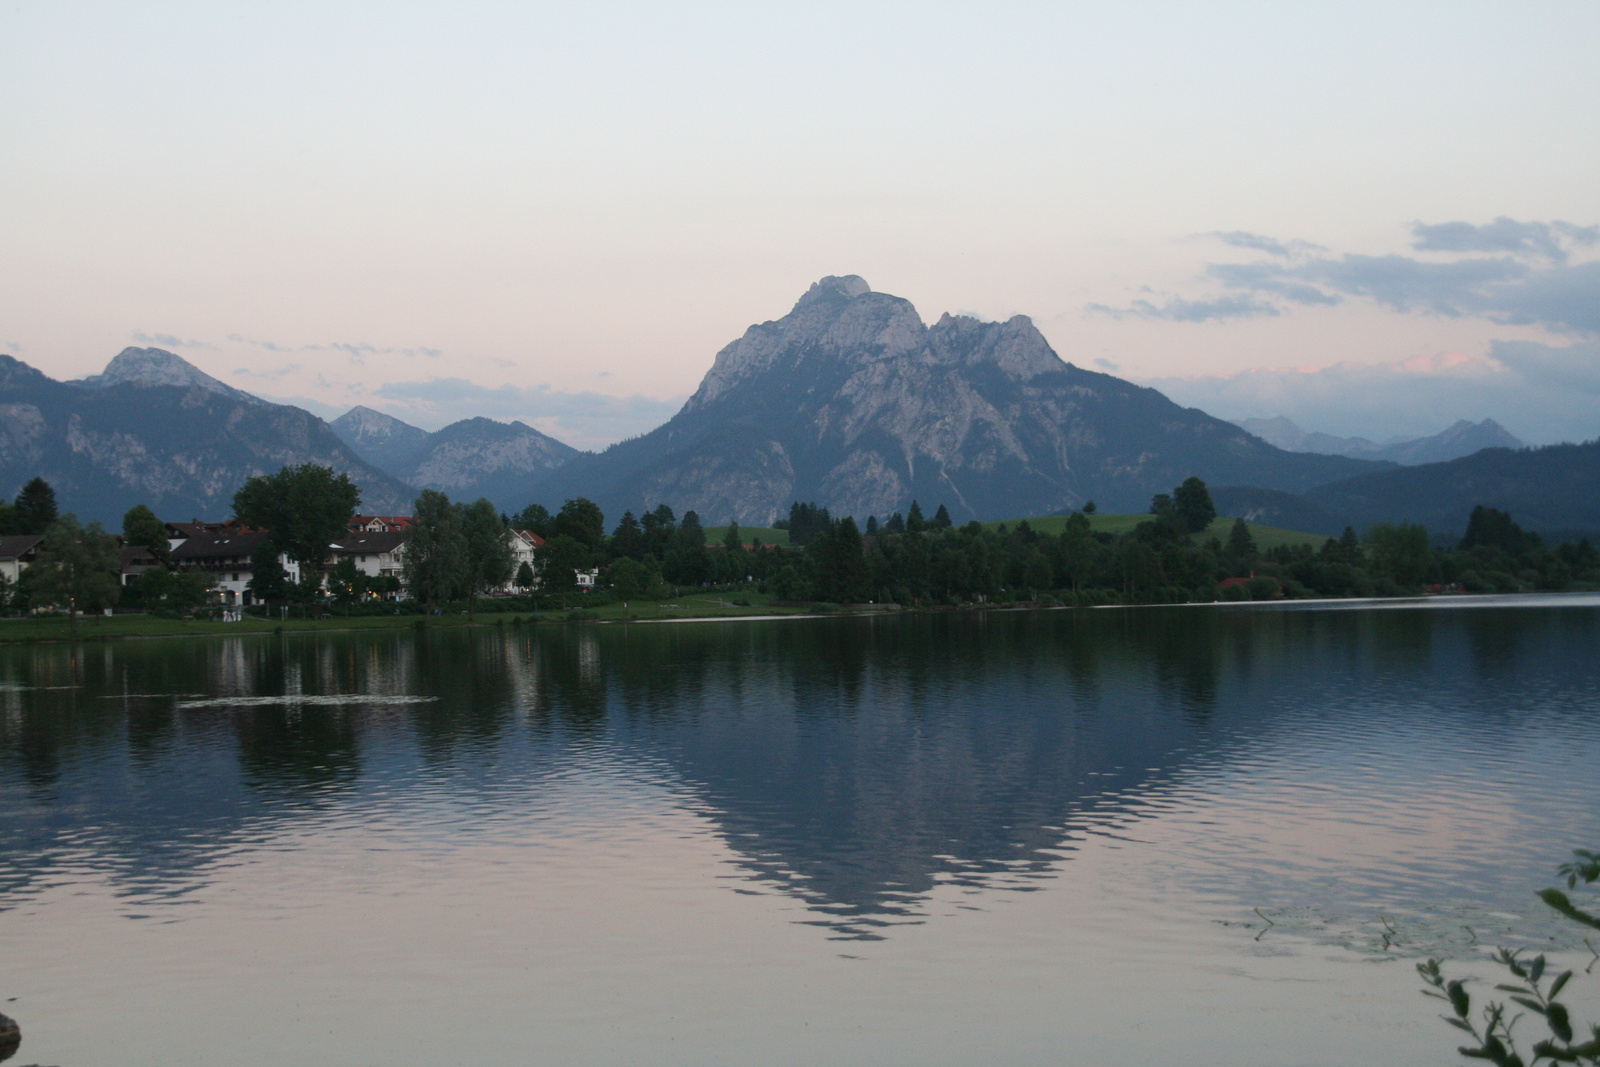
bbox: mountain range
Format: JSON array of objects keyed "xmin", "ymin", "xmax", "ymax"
[
  {"xmin": 1230, "ymin": 416, "xmax": 1524, "ymax": 465},
  {"xmin": 4, "ymin": 277, "xmax": 1588, "ymax": 536},
  {"xmin": 0, "ymin": 348, "xmax": 413, "ymax": 521},
  {"xmin": 330, "ymin": 407, "xmax": 578, "ymax": 501},
  {"xmin": 516, "ymin": 276, "xmax": 1381, "ymax": 524}
]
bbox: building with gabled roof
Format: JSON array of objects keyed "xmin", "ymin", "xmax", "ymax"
[
  {"xmin": 0, "ymin": 533, "xmax": 45, "ymax": 586},
  {"xmin": 170, "ymin": 529, "xmax": 300, "ymax": 606}
]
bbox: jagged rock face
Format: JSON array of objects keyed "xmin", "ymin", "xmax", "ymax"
[
  {"xmin": 77, "ymin": 346, "xmax": 258, "ymax": 403},
  {"xmin": 0, "ymin": 351, "xmax": 412, "ymax": 522},
  {"xmin": 533, "ymin": 276, "xmax": 1382, "ymax": 524},
  {"xmin": 330, "ymin": 405, "xmax": 433, "ymax": 470},
  {"xmin": 395, "ymin": 417, "xmax": 579, "ymax": 499}
]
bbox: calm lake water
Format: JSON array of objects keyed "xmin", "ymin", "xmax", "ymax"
[{"xmin": 3, "ymin": 596, "xmax": 1599, "ymax": 1066}]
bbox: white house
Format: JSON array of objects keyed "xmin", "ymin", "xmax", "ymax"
[
  {"xmin": 508, "ymin": 529, "xmax": 543, "ymax": 591},
  {"xmin": 170, "ymin": 529, "xmax": 301, "ymax": 606},
  {"xmin": 328, "ymin": 530, "xmax": 407, "ymax": 582},
  {"xmin": 0, "ymin": 534, "xmax": 44, "ymax": 586}
]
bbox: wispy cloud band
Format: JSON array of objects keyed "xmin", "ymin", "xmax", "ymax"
[{"xmin": 1093, "ymin": 218, "xmax": 1600, "ymax": 335}]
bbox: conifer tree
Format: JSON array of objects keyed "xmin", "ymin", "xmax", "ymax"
[{"xmin": 14, "ymin": 477, "xmax": 58, "ymax": 535}]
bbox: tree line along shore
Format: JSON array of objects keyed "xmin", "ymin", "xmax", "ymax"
[{"xmin": 0, "ymin": 465, "xmax": 1596, "ymax": 644}]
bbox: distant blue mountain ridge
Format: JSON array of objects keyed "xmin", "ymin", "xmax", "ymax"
[{"xmin": 0, "ymin": 279, "xmax": 1590, "ymax": 537}]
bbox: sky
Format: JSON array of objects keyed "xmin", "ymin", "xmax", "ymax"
[{"xmin": 2, "ymin": 2, "xmax": 1597, "ymax": 448}]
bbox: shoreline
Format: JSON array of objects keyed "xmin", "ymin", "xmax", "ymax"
[{"xmin": 3, "ymin": 589, "xmax": 1597, "ymax": 645}]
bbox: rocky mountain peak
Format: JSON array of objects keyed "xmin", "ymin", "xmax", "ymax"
[
  {"xmin": 334, "ymin": 405, "xmax": 418, "ymax": 438},
  {"xmin": 684, "ymin": 276, "xmax": 928, "ymax": 413},
  {"xmin": 330, "ymin": 405, "xmax": 432, "ymax": 471},
  {"xmin": 792, "ymin": 274, "xmax": 872, "ymax": 310},
  {"xmin": 78, "ymin": 347, "xmax": 256, "ymax": 402},
  {"xmin": 928, "ymin": 313, "xmax": 1064, "ymax": 380}
]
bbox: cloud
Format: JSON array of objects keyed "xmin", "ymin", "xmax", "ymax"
[
  {"xmin": 1146, "ymin": 339, "xmax": 1600, "ymax": 446},
  {"xmin": 225, "ymin": 334, "xmax": 444, "ymax": 360},
  {"xmin": 1096, "ymin": 218, "xmax": 1600, "ymax": 335},
  {"xmin": 1093, "ymin": 357, "xmax": 1120, "ymax": 372},
  {"xmin": 1208, "ymin": 231, "xmax": 1327, "ymax": 258},
  {"xmin": 369, "ymin": 377, "xmax": 685, "ymax": 451},
  {"xmin": 1205, "ymin": 262, "xmax": 1342, "ymax": 306},
  {"xmin": 228, "ymin": 333, "xmax": 296, "ymax": 353},
  {"xmin": 231, "ymin": 364, "xmax": 303, "ymax": 379},
  {"xmin": 132, "ymin": 330, "xmax": 211, "ymax": 349},
  {"xmin": 1410, "ymin": 217, "xmax": 1598, "ymax": 262},
  {"xmin": 327, "ymin": 341, "xmax": 443, "ymax": 364},
  {"xmin": 1087, "ymin": 293, "xmax": 1280, "ymax": 323}
]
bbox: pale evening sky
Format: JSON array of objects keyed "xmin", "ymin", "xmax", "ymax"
[{"xmin": 2, "ymin": 2, "xmax": 1597, "ymax": 447}]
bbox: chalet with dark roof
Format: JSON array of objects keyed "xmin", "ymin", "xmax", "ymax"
[
  {"xmin": 170, "ymin": 529, "xmax": 301, "ymax": 606},
  {"xmin": 0, "ymin": 533, "xmax": 44, "ymax": 585}
]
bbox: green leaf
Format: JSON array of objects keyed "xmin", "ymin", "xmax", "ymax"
[
  {"xmin": 1538, "ymin": 888, "xmax": 1600, "ymax": 931},
  {"xmin": 1529, "ymin": 955, "xmax": 1546, "ymax": 983},
  {"xmin": 1510, "ymin": 995, "xmax": 1546, "ymax": 1015},
  {"xmin": 1448, "ymin": 979, "xmax": 1472, "ymax": 1017},
  {"xmin": 1545, "ymin": 1003, "xmax": 1572, "ymax": 1044},
  {"xmin": 1447, "ymin": 1017, "xmax": 1475, "ymax": 1033},
  {"xmin": 1548, "ymin": 970, "xmax": 1572, "ymax": 999}
]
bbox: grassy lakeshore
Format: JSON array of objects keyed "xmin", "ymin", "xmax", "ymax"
[{"xmin": 0, "ymin": 592, "xmax": 824, "ymax": 644}]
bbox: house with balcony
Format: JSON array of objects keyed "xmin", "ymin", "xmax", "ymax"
[{"xmin": 170, "ymin": 529, "xmax": 301, "ymax": 606}]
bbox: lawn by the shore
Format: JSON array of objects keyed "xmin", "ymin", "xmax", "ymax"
[{"xmin": 0, "ymin": 591, "xmax": 824, "ymax": 644}]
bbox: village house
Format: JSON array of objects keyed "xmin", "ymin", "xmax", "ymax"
[
  {"xmin": 0, "ymin": 534, "xmax": 44, "ymax": 586},
  {"xmin": 509, "ymin": 529, "xmax": 542, "ymax": 591},
  {"xmin": 348, "ymin": 515, "xmax": 414, "ymax": 534},
  {"xmin": 119, "ymin": 544, "xmax": 164, "ymax": 586},
  {"xmin": 169, "ymin": 528, "xmax": 301, "ymax": 606},
  {"xmin": 328, "ymin": 530, "xmax": 408, "ymax": 580}
]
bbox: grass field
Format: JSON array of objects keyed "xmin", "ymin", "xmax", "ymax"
[{"xmin": 0, "ymin": 591, "xmax": 820, "ymax": 645}]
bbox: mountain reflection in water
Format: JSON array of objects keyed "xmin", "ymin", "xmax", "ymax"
[{"xmin": 2, "ymin": 602, "xmax": 1598, "ymax": 941}]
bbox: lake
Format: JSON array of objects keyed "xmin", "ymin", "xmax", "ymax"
[{"xmin": 3, "ymin": 596, "xmax": 1599, "ymax": 1066}]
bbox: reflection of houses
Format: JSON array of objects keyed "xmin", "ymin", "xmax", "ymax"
[
  {"xmin": 170, "ymin": 529, "xmax": 301, "ymax": 606},
  {"xmin": 0, "ymin": 534, "xmax": 44, "ymax": 585}
]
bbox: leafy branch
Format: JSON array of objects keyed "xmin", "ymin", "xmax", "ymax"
[{"xmin": 1420, "ymin": 849, "xmax": 1600, "ymax": 1065}]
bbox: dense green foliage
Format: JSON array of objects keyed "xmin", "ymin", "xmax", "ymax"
[
  {"xmin": 507, "ymin": 482, "xmax": 1599, "ymax": 609},
  {"xmin": 12, "ymin": 477, "xmax": 58, "ymax": 535},
  {"xmin": 6, "ymin": 459, "xmax": 1597, "ymax": 631},
  {"xmin": 19, "ymin": 515, "xmax": 122, "ymax": 633},
  {"xmin": 121, "ymin": 503, "xmax": 170, "ymax": 563},
  {"xmin": 232, "ymin": 464, "xmax": 362, "ymax": 581}
]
